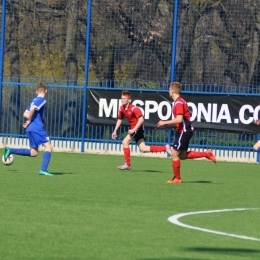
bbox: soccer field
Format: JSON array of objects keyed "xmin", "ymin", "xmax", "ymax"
[{"xmin": 0, "ymin": 149, "xmax": 260, "ymax": 260}]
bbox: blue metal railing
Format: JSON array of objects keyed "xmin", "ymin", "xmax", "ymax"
[{"xmin": 0, "ymin": 81, "xmax": 257, "ymax": 157}]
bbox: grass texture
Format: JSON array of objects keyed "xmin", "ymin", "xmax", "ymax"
[{"xmin": 0, "ymin": 149, "xmax": 260, "ymax": 260}]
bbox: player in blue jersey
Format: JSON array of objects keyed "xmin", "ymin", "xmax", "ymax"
[{"xmin": 3, "ymin": 83, "xmax": 54, "ymax": 176}]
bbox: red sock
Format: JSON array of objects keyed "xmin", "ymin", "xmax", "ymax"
[
  {"xmin": 186, "ymin": 151, "xmax": 207, "ymax": 159},
  {"xmin": 172, "ymin": 160, "xmax": 181, "ymax": 179},
  {"xmin": 124, "ymin": 147, "xmax": 130, "ymax": 166},
  {"xmin": 150, "ymin": 146, "xmax": 166, "ymax": 152}
]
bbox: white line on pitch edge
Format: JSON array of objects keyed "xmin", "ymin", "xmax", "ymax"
[{"xmin": 168, "ymin": 208, "xmax": 260, "ymax": 241}]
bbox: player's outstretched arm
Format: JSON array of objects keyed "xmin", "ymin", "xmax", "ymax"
[{"xmin": 156, "ymin": 115, "xmax": 183, "ymax": 128}]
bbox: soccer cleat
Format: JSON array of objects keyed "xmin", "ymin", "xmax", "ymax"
[
  {"xmin": 166, "ymin": 177, "xmax": 182, "ymax": 184},
  {"xmin": 206, "ymin": 149, "xmax": 217, "ymax": 163},
  {"xmin": 117, "ymin": 163, "xmax": 131, "ymax": 170},
  {"xmin": 39, "ymin": 170, "xmax": 55, "ymax": 176},
  {"xmin": 165, "ymin": 144, "xmax": 172, "ymax": 156},
  {"xmin": 4, "ymin": 147, "xmax": 11, "ymax": 162}
]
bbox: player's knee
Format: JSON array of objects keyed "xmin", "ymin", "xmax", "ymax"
[
  {"xmin": 44, "ymin": 142, "xmax": 53, "ymax": 152},
  {"xmin": 171, "ymin": 150, "xmax": 179, "ymax": 160},
  {"xmin": 179, "ymin": 152, "xmax": 187, "ymax": 160},
  {"xmin": 122, "ymin": 140, "xmax": 128, "ymax": 147},
  {"xmin": 30, "ymin": 150, "xmax": 38, "ymax": 157},
  {"xmin": 139, "ymin": 147, "xmax": 146, "ymax": 153},
  {"xmin": 179, "ymin": 154, "xmax": 185, "ymax": 160}
]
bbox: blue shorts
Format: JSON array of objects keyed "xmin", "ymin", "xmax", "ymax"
[{"xmin": 27, "ymin": 130, "xmax": 50, "ymax": 148}]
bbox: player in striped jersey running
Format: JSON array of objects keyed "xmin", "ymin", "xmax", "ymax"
[
  {"xmin": 112, "ymin": 90, "xmax": 171, "ymax": 170},
  {"xmin": 156, "ymin": 82, "xmax": 216, "ymax": 183}
]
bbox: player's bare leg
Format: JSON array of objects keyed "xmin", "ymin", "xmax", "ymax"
[
  {"xmin": 253, "ymin": 140, "xmax": 260, "ymax": 152},
  {"xmin": 118, "ymin": 135, "xmax": 132, "ymax": 170},
  {"xmin": 3, "ymin": 146, "xmax": 38, "ymax": 162},
  {"xmin": 185, "ymin": 149, "xmax": 216, "ymax": 163},
  {"xmin": 167, "ymin": 149, "xmax": 182, "ymax": 184},
  {"xmin": 137, "ymin": 139, "xmax": 170, "ymax": 154},
  {"xmin": 30, "ymin": 147, "xmax": 38, "ymax": 157}
]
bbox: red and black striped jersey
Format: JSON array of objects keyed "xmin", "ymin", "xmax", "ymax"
[
  {"xmin": 118, "ymin": 104, "xmax": 143, "ymax": 129},
  {"xmin": 172, "ymin": 97, "xmax": 194, "ymax": 132}
]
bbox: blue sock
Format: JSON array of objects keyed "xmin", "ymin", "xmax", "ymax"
[
  {"xmin": 40, "ymin": 151, "xmax": 52, "ymax": 171},
  {"xmin": 257, "ymin": 148, "xmax": 260, "ymax": 153},
  {"xmin": 10, "ymin": 148, "xmax": 31, "ymax": 156}
]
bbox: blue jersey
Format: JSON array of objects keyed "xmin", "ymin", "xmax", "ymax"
[{"xmin": 25, "ymin": 96, "xmax": 46, "ymax": 132}]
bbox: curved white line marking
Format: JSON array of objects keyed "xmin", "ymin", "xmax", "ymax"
[{"xmin": 168, "ymin": 208, "xmax": 260, "ymax": 241}]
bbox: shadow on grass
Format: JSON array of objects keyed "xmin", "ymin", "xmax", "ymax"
[
  {"xmin": 184, "ymin": 180, "xmax": 213, "ymax": 184},
  {"xmin": 140, "ymin": 248, "xmax": 260, "ymax": 259},
  {"xmin": 187, "ymin": 247, "xmax": 260, "ymax": 253},
  {"xmin": 186, "ymin": 247, "xmax": 260, "ymax": 256},
  {"xmin": 51, "ymin": 172, "xmax": 76, "ymax": 175},
  {"xmin": 143, "ymin": 170, "xmax": 164, "ymax": 173},
  {"xmin": 129, "ymin": 169, "xmax": 164, "ymax": 173},
  {"xmin": 140, "ymin": 257, "xmax": 201, "ymax": 260}
]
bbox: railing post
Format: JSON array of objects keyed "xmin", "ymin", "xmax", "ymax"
[
  {"xmin": 170, "ymin": 0, "xmax": 180, "ymax": 82},
  {"xmin": 0, "ymin": 0, "xmax": 7, "ymax": 125},
  {"xmin": 81, "ymin": 0, "xmax": 93, "ymax": 152},
  {"xmin": 168, "ymin": 0, "xmax": 180, "ymax": 146}
]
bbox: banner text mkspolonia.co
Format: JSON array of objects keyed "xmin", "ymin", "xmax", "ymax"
[{"xmin": 87, "ymin": 89, "xmax": 260, "ymax": 133}]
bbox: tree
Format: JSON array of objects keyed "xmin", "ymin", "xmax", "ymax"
[{"xmin": 6, "ymin": 0, "xmax": 21, "ymax": 134}]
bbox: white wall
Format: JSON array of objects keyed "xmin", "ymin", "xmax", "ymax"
[{"xmin": 0, "ymin": 137, "xmax": 257, "ymax": 163}]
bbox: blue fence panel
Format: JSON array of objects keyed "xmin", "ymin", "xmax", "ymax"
[{"xmin": 1, "ymin": 81, "xmax": 85, "ymax": 142}]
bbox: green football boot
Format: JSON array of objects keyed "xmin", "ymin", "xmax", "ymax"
[
  {"xmin": 4, "ymin": 147, "xmax": 11, "ymax": 162},
  {"xmin": 39, "ymin": 170, "xmax": 54, "ymax": 176}
]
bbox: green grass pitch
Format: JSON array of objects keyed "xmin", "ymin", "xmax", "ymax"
[{"xmin": 0, "ymin": 149, "xmax": 260, "ymax": 260}]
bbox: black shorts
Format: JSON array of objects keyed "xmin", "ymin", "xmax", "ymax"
[
  {"xmin": 130, "ymin": 128, "xmax": 145, "ymax": 143},
  {"xmin": 172, "ymin": 131, "xmax": 193, "ymax": 151}
]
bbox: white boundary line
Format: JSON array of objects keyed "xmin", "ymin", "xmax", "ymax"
[{"xmin": 168, "ymin": 208, "xmax": 260, "ymax": 242}]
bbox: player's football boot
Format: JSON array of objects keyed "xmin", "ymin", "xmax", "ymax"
[
  {"xmin": 4, "ymin": 147, "xmax": 11, "ymax": 162},
  {"xmin": 165, "ymin": 144, "xmax": 172, "ymax": 156},
  {"xmin": 205, "ymin": 149, "xmax": 217, "ymax": 163},
  {"xmin": 117, "ymin": 163, "xmax": 131, "ymax": 170},
  {"xmin": 39, "ymin": 170, "xmax": 55, "ymax": 176},
  {"xmin": 166, "ymin": 177, "xmax": 182, "ymax": 184}
]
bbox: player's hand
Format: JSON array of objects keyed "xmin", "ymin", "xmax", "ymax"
[
  {"xmin": 112, "ymin": 132, "xmax": 117, "ymax": 139},
  {"xmin": 156, "ymin": 120, "xmax": 165, "ymax": 128},
  {"xmin": 42, "ymin": 118, "xmax": 46, "ymax": 124},
  {"xmin": 23, "ymin": 120, "xmax": 30, "ymax": 129},
  {"xmin": 128, "ymin": 129, "xmax": 135, "ymax": 135}
]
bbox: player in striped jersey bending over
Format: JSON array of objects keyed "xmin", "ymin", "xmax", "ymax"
[
  {"xmin": 156, "ymin": 82, "xmax": 216, "ymax": 183},
  {"xmin": 112, "ymin": 90, "xmax": 171, "ymax": 170}
]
